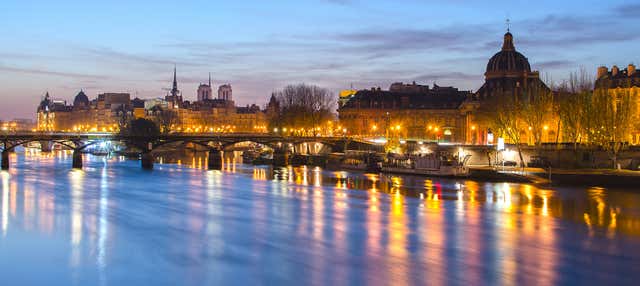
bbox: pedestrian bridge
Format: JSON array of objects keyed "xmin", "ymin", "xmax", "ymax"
[{"xmin": 0, "ymin": 132, "xmax": 381, "ymax": 170}]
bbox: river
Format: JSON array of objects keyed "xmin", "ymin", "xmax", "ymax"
[{"xmin": 0, "ymin": 150, "xmax": 639, "ymax": 285}]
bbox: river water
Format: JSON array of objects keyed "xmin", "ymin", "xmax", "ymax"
[{"xmin": 0, "ymin": 150, "xmax": 639, "ymax": 285}]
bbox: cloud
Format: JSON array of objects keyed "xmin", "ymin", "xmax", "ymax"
[
  {"xmin": 517, "ymin": 14, "xmax": 640, "ymax": 48},
  {"xmin": 82, "ymin": 47, "xmax": 207, "ymax": 73},
  {"xmin": 614, "ymin": 3, "xmax": 640, "ymax": 18},
  {"xmin": 0, "ymin": 64, "xmax": 108, "ymax": 80},
  {"xmin": 533, "ymin": 60, "xmax": 575, "ymax": 70},
  {"xmin": 410, "ymin": 71, "xmax": 480, "ymax": 84},
  {"xmin": 329, "ymin": 25, "xmax": 492, "ymax": 58}
]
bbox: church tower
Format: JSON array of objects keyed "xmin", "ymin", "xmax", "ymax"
[
  {"xmin": 166, "ymin": 66, "xmax": 182, "ymax": 107},
  {"xmin": 197, "ymin": 73, "xmax": 213, "ymax": 102}
]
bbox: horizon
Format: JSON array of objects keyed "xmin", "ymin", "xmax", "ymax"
[{"xmin": 2, "ymin": 0, "xmax": 640, "ymax": 120}]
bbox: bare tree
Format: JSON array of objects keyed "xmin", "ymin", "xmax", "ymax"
[
  {"xmin": 589, "ymin": 86, "xmax": 638, "ymax": 168},
  {"xmin": 557, "ymin": 68, "xmax": 594, "ymax": 150},
  {"xmin": 521, "ymin": 82, "xmax": 554, "ymax": 146},
  {"xmin": 271, "ymin": 84, "xmax": 334, "ymax": 135},
  {"xmin": 477, "ymin": 89, "xmax": 526, "ymax": 166}
]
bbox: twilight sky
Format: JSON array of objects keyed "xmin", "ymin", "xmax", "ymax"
[{"xmin": 1, "ymin": 0, "xmax": 639, "ymax": 120}]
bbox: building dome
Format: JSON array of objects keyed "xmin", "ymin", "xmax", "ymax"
[
  {"xmin": 73, "ymin": 90, "xmax": 89, "ymax": 107},
  {"xmin": 485, "ymin": 32, "xmax": 531, "ymax": 78}
]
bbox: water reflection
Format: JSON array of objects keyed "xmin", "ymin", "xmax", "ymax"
[
  {"xmin": 1, "ymin": 171, "xmax": 8, "ymax": 236},
  {"xmin": 0, "ymin": 151, "xmax": 638, "ymax": 285}
]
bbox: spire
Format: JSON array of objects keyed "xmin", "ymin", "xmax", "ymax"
[
  {"xmin": 170, "ymin": 65, "xmax": 179, "ymax": 98},
  {"xmin": 208, "ymin": 72, "xmax": 211, "ymax": 87},
  {"xmin": 172, "ymin": 65, "xmax": 178, "ymax": 91},
  {"xmin": 502, "ymin": 30, "xmax": 515, "ymax": 51}
]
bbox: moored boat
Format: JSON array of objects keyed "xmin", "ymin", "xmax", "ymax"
[{"xmin": 382, "ymin": 153, "xmax": 471, "ymax": 177}]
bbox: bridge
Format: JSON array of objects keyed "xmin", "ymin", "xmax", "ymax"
[{"xmin": 0, "ymin": 132, "xmax": 381, "ymax": 170}]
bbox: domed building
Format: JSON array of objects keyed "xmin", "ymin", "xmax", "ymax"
[
  {"xmin": 476, "ymin": 31, "xmax": 548, "ymax": 99},
  {"xmin": 73, "ymin": 90, "xmax": 90, "ymax": 109}
]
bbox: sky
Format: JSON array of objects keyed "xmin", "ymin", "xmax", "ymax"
[{"xmin": 1, "ymin": 0, "xmax": 639, "ymax": 120}]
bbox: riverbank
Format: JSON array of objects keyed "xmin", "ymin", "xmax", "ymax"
[{"xmin": 469, "ymin": 166, "xmax": 640, "ymax": 188}]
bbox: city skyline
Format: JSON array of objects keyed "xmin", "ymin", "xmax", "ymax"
[{"xmin": 2, "ymin": 0, "xmax": 640, "ymax": 120}]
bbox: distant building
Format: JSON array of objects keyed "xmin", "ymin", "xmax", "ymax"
[
  {"xmin": 164, "ymin": 67, "xmax": 182, "ymax": 108},
  {"xmin": 37, "ymin": 91, "xmax": 131, "ymax": 132},
  {"xmin": 197, "ymin": 73, "xmax": 213, "ymax": 102},
  {"xmin": 35, "ymin": 68, "xmax": 268, "ymax": 134},
  {"xmin": 218, "ymin": 84, "xmax": 232, "ymax": 102},
  {"xmin": 1, "ymin": 118, "xmax": 35, "ymax": 132}
]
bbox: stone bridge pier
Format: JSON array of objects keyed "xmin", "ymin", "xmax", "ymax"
[
  {"xmin": 208, "ymin": 148, "xmax": 223, "ymax": 170},
  {"xmin": 72, "ymin": 149, "xmax": 83, "ymax": 169},
  {"xmin": 273, "ymin": 148, "xmax": 291, "ymax": 167},
  {"xmin": 1, "ymin": 150, "xmax": 9, "ymax": 170},
  {"xmin": 141, "ymin": 152, "xmax": 154, "ymax": 170}
]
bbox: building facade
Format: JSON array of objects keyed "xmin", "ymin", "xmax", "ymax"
[
  {"xmin": 218, "ymin": 84, "xmax": 232, "ymax": 102},
  {"xmin": 36, "ymin": 69, "xmax": 268, "ymax": 134},
  {"xmin": 338, "ymin": 30, "xmax": 555, "ymax": 145},
  {"xmin": 595, "ymin": 64, "xmax": 640, "ymax": 144},
  {"xmin": 338, "ymin": 82, "xmax": 474, "ymax": 142}
]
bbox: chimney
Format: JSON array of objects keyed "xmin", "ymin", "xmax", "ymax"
[
  {"xmin": 597, "ymin": 66, "xmax": 608, "ymax": 79},
  {"xmin": 612, "ymin": 65, "xmax": 620, "ymax": 77},
  {"xmin": 628, "ymin": 64, "xmax": 636, "ymax": 76}
]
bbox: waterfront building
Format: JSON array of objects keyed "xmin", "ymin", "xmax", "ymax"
[
  {"xmin": 37, "ymin": 91, "xmax": 129, "ymax": 132},
  {"xmin": 595, "ymin": 64, "xmax": 640, "ymax": 144},
  {"xmin": 337, "ymin": 30, "xmax": 559, "ymax": 145},
  {"xmin": 338, "ymin": 82, "xmax": 474, "ymax": 142},
  {"xmin": 0, "ymin": 118, "xmax": 35, "ymax": 132},
  {"xmin": 471, "ymin": 30, "xmax": 554, "ymax": 145}
]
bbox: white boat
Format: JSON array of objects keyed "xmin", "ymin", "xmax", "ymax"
[{"xmin": 382, "ymin": 154, "xmax": 471, "ymax": 177}]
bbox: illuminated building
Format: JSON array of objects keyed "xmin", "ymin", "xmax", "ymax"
[
  {"xmin": 475, "ymin": 31, "xmax": 548, "ymax": 100},
  {"xmin": 472, "ymin": 30, "xmax": 553, "ymax": 144},
  {"xmin": 0, "ymin": 119, "xmax": 35, "ymax": 132},
  {"xmin": 338, "ymin": 30, "xmax": 556, "ymax": 145},
  {"xmin": 37, "ymin": 91, "xmax": 132, "ymax": 132},
  {"xmin": 338, "ymin": 82, "xmax": 474, "ymax": 142},
  {"xmin": 595, "ymin": 64, "xmax": 640, "ymax": 144},
  {"xmin": 35, "ymin": 69, "xmax": 268, "ymax": 133}
]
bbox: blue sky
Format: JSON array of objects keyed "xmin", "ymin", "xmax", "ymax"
[{"xmin": 1, "ymin": 0, "xmax": 639, "ymax": 119}]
